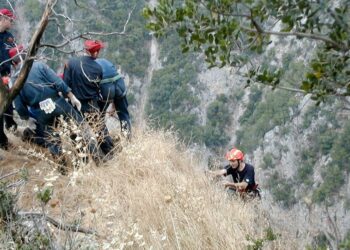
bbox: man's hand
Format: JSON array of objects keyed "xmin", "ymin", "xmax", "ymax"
[
  {"xmin": 1, "ymin": 76, "xmax": 10, "ymax": 85},
  {"xmin": 222, "ymin": 180, "xmax": 235, "ymax": 189},
  {"xmin": 27, "ymin": 117, "xmax": 37, "ymax": 129},
  {"xmin": 68, "ymin": 92, "xmax": 81, "ymax": 111}
]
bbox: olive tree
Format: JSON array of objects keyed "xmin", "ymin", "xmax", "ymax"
[{"xmin": 143, "ymin": 0, "xmax": 350, "ymax": 103}]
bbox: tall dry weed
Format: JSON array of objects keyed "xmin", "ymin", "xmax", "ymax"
[{"xmin": 41, "ymin": 125, "xmax": 297, "ymax": 249}]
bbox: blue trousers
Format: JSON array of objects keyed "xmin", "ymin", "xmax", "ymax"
[
  {"xmin": 80, "ymin": 99, "xmax": 114, "ymax": 155},
  {"xmin": 31, "ymin": 97, "xmax": 96, "ymax": 156}
]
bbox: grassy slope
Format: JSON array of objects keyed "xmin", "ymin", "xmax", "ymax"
[{"xmin": 0, "ymin": 125, "xmax": 295, "ymax": 249}]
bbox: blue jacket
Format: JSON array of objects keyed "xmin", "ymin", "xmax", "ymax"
[
  {"xmin": 14, "ymin": 61, "xmax": 71, "ymax": 120},
  {"xmin": 95, "ymin": 58, "xmax": 126, "ymax": 101},
  {"xmin": 0, "ymin": 30, "xmax": 15, "ymax": 76},
  {"xmin": 96, "ymin": 58, "xmax": 118, "ymax": 78},
  {"xmin": 63, "ymin": 56, "xmax": 102, "ymax": 101}
]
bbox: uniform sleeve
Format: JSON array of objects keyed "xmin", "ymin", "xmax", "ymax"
[
  {"xmin": 41, "ymin": 63, "xmax": 71, "ymax": 96},
  {"xmin": 14, "ymin": 95, "xmax": 30, "ymax": 120},
  {"xmin": 224, "ymin": 165, "xmax": 232, "ymax": 177},
  {"xmin": 0, "ymin": 32, "xmax": 15, "ymax": 76}
]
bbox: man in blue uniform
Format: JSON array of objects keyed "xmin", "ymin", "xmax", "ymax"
[
  {"xmin": 10, "ymin": 46, "xmax": 99, "ymax": 168},
  {"xmin": 64, "ymin": 40, "xmax": 114, "ymax": 155},
  {"xmin": 0, "ymin": 8, "xmax": 17, "ymax": 150},
  {"xmin": 96, "ymin": 58, "xmax": 131, "ymax": 139}
]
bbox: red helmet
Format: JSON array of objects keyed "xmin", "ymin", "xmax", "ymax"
[
  {"xmin": 9, "ymin": 45, "xmax": 24, "ymax": 58},
  {"xmin": 225, "ymin": 148, "xmax": 244, "ymax": 161},
  {"xmin": 0, "ymin": 8, "xmax": 15, "ymax": 19},
  {"xmin": 84, "ymin": 40, "xmax": 104, "ymax": 53}
]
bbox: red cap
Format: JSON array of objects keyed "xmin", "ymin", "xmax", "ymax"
[
  {"xmin": 0, "ymin": 8, "xmax": 15, "ymax": 19},
  {"xmin": 9, "ymin": 45, "xmax": 24, "ymax": 58},
  {"xmin": 84, "ymin": 40, "xmax": 104, "ymax": 53}
]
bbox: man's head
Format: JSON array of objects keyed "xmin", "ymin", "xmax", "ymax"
[
  {"xmin": 0, "ymin": 9, "xmax": 15, "ymax": 31},
  {"xmin": 225, "ymin": 148, "xmax": 244, "ymax": 169},
  {"xmin": 84, "ymin": 40, "xmax": 104, "ymax": 58}
]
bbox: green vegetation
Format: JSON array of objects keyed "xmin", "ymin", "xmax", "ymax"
[
  {"xmin": 306, "ymin": 233, "xmax": 330, "ymax": 250},
  {"xmin": 267, "ymin": 172, "xmax": 297, "ymax": 208},
  {"xmin": 146, "ymin": 32, "xmax": 234, "ymax": 149},
  {"xmin": 246, "ymin": 227, "xmax": 279, "ymax": 250},
  {"xmin": 202, "ymin": 94, "xmax": 231, "ymax": 149},
  {"xmin": 144, "ymin": 0, "xmax": 350, "ymax": 102},
  {"xmin": 260, "ymin": 153, "xmax": 275, "ymax": 170},
  {"xmin": 146, "ymin": 33, "xmax": 202, "ymax": 143},
  {"xmin": 340, "ymin": 231, "xmax": 350, "ymax": 250},
  {"xmin": 236, "ymin": 86, "xmax": 298, "ymax": 153}
]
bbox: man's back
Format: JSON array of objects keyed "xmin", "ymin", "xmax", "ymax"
[{"xmin": 63, "ymin": 56, "xmax": 102, "ymax": 101}]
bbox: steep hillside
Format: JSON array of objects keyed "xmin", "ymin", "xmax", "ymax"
[
  {"xmin": 2, "ymin": 0, "xmax": 350, "ymax": 249},
  {"xmin": 1, "ymin": 125, "xmax": 296, "ymax": 249}
]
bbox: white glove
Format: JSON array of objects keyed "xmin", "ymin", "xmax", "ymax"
[
  {"xmin": 69, "ymin": 94, "xmax": 81, "ymax": 111},
  {"xmin": 106, "ymin": 102, "xmax": 116, "ymax": 116},
  {"xmin": 27, "ymin": 117, "xmax": 37, "ymax": 129}
]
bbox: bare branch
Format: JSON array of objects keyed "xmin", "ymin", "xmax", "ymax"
[
  {"xmin": 274, "ymin": 85, "xmax": 307, "ymax": 94},
  {"xmin": 40, "ymin": 5, "xmax": 136, "ymax": 49},
  {"xmin": 5, "ymin": 179, "xmax": 25, "ymax": 189},
  {"xmin": 0, "ymin": 170, "xmax": 20, "ymax": 181},
  {"xmin": 18, "ymin": 212, "xmax": 98, "ymax": 235},
  {"xmin": 242, "ymin": 26, "xmax": 348, "ymax": 51},
  {"xmin": 74, "ymin": 0, "xmax": 87, "ymax": 9}
]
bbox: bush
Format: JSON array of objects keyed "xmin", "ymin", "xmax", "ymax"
[
  {"xmin": 261, "ymin": 153, "xmax": 275, "ymax": 169},
  {"xmin": 312, "ymin": 165, "xmax": 345, "ymax": 204},
  {"xmin": 268, "ymin": 172, "xmax": 296, "ymax": 208}
]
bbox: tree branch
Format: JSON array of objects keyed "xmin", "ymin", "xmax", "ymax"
[
  {"xmin": 40, "ymin": 5, "xmax": 136, "ymax": 49},
  {"xmin": 0, "ymin": 170, "xmax": 20, "ymax": 181},
  {"xmin": 242, "ymin": 26, "xmax": 348, "ymax": 51},
  {"xmin": 18, "ymin": 211, "xmax": 98, "ymax": 235}
]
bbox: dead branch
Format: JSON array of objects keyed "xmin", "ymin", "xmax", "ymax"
[
  {"xmin": 18, "ymin": 212, "xmax": 98, "ymax": 235},
  {"xmin": 241, "ymin": 26, "xmax": 348, "ymax": 51},
  {"xmin": 41, "ymin": 5, "xmax": 136, "ymax": 50},
  {"xmin": 5, "ymin": 179, "xmax": 25, "ymax": 189},
  {"xmin": 0, "ymin": 170, "xmax": 20, "ymax": 181}
]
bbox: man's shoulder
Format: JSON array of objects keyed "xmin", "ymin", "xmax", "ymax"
[
  {"xmin": 244, "ymin": 163, "xmax": 255, "ymax": 171},
  {"xmin": 0, "ymin": 31, "xmax": 14, "ymax": 44},
  {"xmin": 0, "ymin": 30, "xmax": 13, "ymax": 38},
  {"xmin": 65, "ymin": 56, "xmax": 83, "ymax": 69}
]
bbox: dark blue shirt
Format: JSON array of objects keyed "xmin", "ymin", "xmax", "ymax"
[
  {"xmin": 63, "ymin": 56, "xmax": 102, "ymax": 101},
  {"xmin": 0, "ymin": 30, "xmax": 15, "ymax": 76},
  {"xmin": 95, "ymin": 58, "xmax": 126, "ymax": 101},
  {"xmin": 95, "ymin": 58, "xmax": 118, "ymax": 79},
  {"xmin": 225, "ymin": 163, "xmax": 256, "ymax": 190},
  {"xmin": 14, "ymin": 61, "xmax": 71, "ymax": 119}
]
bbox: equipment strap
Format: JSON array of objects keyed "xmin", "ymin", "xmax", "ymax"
[{"xmin": 100, "ymin": 74, "xmax": 122, "ymax": 84}]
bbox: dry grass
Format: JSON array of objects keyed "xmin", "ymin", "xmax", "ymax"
[{"xmin": 2, "ymin": 124, "xmax": 297, "ymax": 249}]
